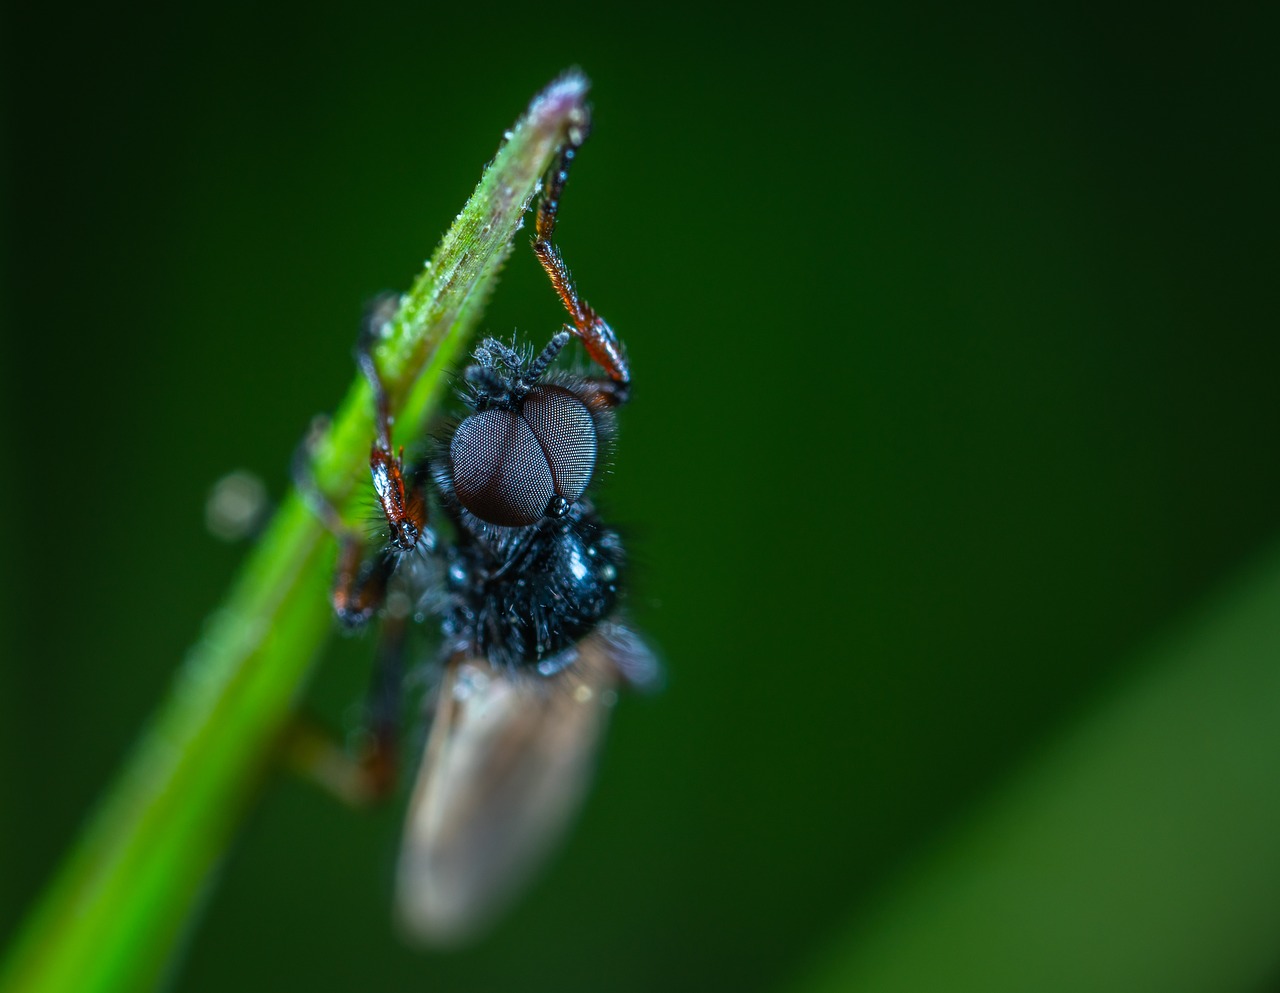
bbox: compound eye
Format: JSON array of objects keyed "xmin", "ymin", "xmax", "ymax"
[
  {"xmin": 450, "ymin": 409, "xmax": 554, "ymax": 527},
  {"xmin": 521, "ymin": 386, "xmax": 597, "ymax": 504}
]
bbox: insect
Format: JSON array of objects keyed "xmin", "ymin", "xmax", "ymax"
[{"xmin": 300, "ymin": 111, "xmax": 658, "ymax": 945}]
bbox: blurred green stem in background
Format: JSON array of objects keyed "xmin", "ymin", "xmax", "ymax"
[
  {"xmin": 796, "ymin": 543, "xmax": 1280, "ymax": 993},
  {"xmin": 0, "ymin": 72, "xmax": 590, "ymax": 993}
]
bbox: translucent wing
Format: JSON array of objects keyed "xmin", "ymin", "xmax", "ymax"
[{"xmin": 395, "ymin": 623, "xmax": 658, "ymax": 945}]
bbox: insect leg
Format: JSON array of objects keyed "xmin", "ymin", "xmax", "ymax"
[
  {"xmin": 280, "ymin": 609, "xmax": 408, "ymax": 806},
  {"xmin": 359, "ymin": 601, "xmax": 411, "ymax": 798},
  {"xmin": 532, "ymin": 123, "xmax": 631, "ymax": 402},
  {"xmin": 357, "ymin": 295, "xmax": 432, "ymax": 552},
  {"xmin": 292, "ymin": 293, "xmax": 431, "ymax": 626},
  {"xmin": 355, "ymin": 293, "xmax": 401, "ymax": 453},
  {"xmin": 571, "ymin": 376, "xmax": 630, "ymax": 412},
  {"xmin": 291, "ymin": 429, "xmax": 394, "ymax": 627}
]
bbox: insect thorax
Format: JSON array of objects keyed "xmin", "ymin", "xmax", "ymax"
[{"xmin": 441, "ymin": 507, "xmax": 624, "ymax": 674}]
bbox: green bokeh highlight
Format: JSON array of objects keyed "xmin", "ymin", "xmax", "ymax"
[{"xmin": 800, "ymin": 547, "xmax": 1280, "ymax": 993}]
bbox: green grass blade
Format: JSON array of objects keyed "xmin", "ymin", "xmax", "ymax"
[
  {"xmin": 794, "ymin": 543, "xmax": 1280, "ymax": 993},
  {"xmin": 0, "ymin": 71, "xmax": 589, "ymax": 993}
]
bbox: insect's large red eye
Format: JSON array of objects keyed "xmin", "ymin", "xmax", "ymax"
[{"xmin": 450, "ymin": 385, "xmax": 597, "ymax": 527}]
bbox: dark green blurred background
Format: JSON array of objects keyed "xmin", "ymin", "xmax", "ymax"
[{"xmin": 4, "ymin": 3, "xmax": 1279, "ymax": 991}]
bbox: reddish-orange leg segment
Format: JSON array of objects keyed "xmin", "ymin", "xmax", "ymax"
[
  {"xmin": 280, "ymin": 603, "xmax": 408, "ymax": 806},
  {"xmin": 288, "ymin": 295, "xmax": 431, "ymax": 804},
  {"xmin": 358, "ymin": 294, "xmax": 429, "ymax": 554},
  {"xmin": 292, "ymin": 295, "xmax": 432, "ymax": 628},
  {"xmin": 291, "ymin": 431, "xmax": 396, "ymax": 628},
  {"xmin": 532, "ymin": 119, "xmax": 631, "ymax": 406}
]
